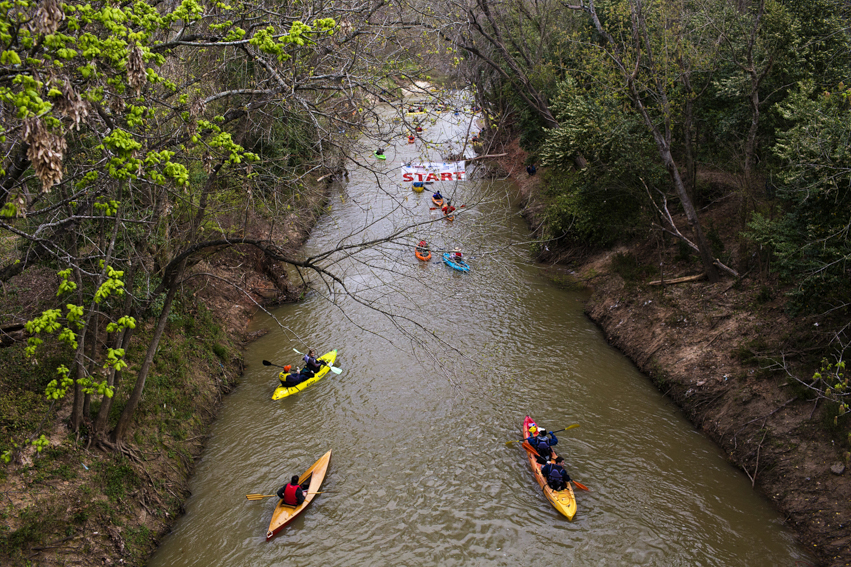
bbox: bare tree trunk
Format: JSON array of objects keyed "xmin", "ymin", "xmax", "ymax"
[
  {"xmin": 93, "ymin": 263, "xmax": 137, "ymax": 438},
  {"xmin": 110, "ymin": 262, "xmax": 184, "ymax": 445},
  {"xmin": 574, "ymin": 0, "xmax": 720, "ymax": 281},
  {"xmin": 110, "ymin": 167, "xmax": 221, "ymax": 445}
]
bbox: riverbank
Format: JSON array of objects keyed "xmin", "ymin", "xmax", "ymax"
[
  {"xmin": 497, "ymin": 140, "xmax": 850, "ymax": 567},
  {"xmin": 0, "ymin": 181, "xmax": 333, "ymax": 565}
]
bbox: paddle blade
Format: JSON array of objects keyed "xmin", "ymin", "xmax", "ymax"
[
  {"xmin": 505, "ymin": 439, "xmax": 519, "ymax": 446},
  {"xmin": 329, "ymin": 365, "xmax": 342, "ymax": 375},
  {"xmin": 262, "ymin": 360, "xmax": 272, "ymax": 366},
  {"xmin": 293, "ymin": 348, "xmax": 304, "ymax": 355},
  {"xmin": 572, "ymin": 480, "xmax": 589, "ymax": 491},
  {"xmin": 521, "ymin": 441, "xmax": 541, "ymax": 458},
  {"xmin": 246, "ymin": 494, "xmax": 276, "ymax": 500}
]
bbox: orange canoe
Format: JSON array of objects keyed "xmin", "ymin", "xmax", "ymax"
[
  {"xmin": 265, "ymin": 450, "xmax": 332, "ymax": 540},
  {"xmin": 415, "ymin": 245, "xmax": 432, "ymax": 261},
  {"xmin": 522, "ymin": 416, "xmax": 576, "ymax": 520}
]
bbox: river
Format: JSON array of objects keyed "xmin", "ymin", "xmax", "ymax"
[{"xmin": 148, "ymin": 95, "xmax": 813, "ymax": 566}]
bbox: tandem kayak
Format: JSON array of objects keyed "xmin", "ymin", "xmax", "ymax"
[
  {"xmin": 442, "ymin": 253, "xmax": 469, "ymax": 272},
  {"xmin": 266, "ymin": 450, "xmax": 332, "ymax": 540},
  {"xmin": 522, "ymin": 415, "xmax": 576, "ymax": 520},
  {"xmin": 272, "ymin": 350, "xmax": 338, "ymax": 400}
]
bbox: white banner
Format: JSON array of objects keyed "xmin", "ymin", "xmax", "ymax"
[{"xmin": 402, "ymin": 161, "xmax": 466, "ymax": 182}]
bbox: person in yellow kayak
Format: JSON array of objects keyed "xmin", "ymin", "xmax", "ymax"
[
  {"xmin": 541, "ymin": 456, "xmax": 571, "ymax": 491},
  {"xmin": 527, "ymin": 427, "xmax": 558, "ymax": 463},
  {"xmin": 300, "ymin": 349, "xmax": 327, "ymax": 379},
  {"xmin": 277, "ymin": 475, "xmax": 310, "ymax": 506},
  {"xmin": 279, "ymin": 365, "xmax": 308, "ymax": 388}
]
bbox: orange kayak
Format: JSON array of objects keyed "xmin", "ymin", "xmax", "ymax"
[
  {"xmin": 266, "ymin": 450, "xmax": 332, "ymax": 540},
  {"xmin": 522, "ymin": 416, "xmax": 576, "ymax": 520}
]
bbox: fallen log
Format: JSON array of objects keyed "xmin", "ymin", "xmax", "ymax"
[{"xmin": 648, "ymin": 273, "xmax": 706, "ymax": 286}]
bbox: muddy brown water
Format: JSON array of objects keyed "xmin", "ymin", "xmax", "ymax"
[{"xmin": 148, "ymin": 100, "xmax": 814, "ymax": 566}]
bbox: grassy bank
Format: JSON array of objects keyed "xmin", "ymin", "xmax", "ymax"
[{"xmin": 0, "ymin": 293, "xmax": 242, "ymax": 565}]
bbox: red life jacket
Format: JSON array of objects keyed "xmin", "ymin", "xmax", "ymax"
[{"xmin": 283, "ymin": 483, "xmax": 301, "ymax": 505}]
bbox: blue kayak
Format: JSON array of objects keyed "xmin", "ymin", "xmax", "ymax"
[{"xmin": 443, "ymin": 253, "xmax": 470, "ymax": 272}]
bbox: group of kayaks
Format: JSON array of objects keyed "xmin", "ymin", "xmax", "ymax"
[
  {"xmin": 414, "ymin": 240, "xmax": 470, "ymax": 272},
  {"xmin": 260, "ymin": 413, "xmax": 583, "ymax": 541},
  {"xmin": 260, "ymin": 352, "xmax": 338, "ymax": 539}
]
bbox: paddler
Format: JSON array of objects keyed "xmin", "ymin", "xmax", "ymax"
[
  {"xmin": 526, "ymin": 427, "xmax": 558, "ymax": 462},
  {"xmin": 277, "ymin": 475, "xmax": 310, "ymax": 506},
  {"xmin": 376, "ymin": 147, "xmax": 385, "ymax": 156},
  {"xmin": 451, "ymin": 247, "xmax": 463, "ymax": 262},
  {"xmin": 541, "ymin": 456, "xmax": 571, "ymax": 491},
  {"xmin": 300, "ymin": 349, "xmax": 327, "ymax": 379},
  {"xmin": 279, "ymin": 365, "xmax": 306, "ymax": 388}
]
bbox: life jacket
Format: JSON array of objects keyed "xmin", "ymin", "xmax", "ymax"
[
  {"xmin": 533, "ymin": 435, "xmax": 551, "ymax": 454},
  {"xmin": 283, "ymin": 483, "xmax": 301, "ymax": 505},
  {"xmin": 547, "ymin": 465, "xmax": 565, "ymax": 490}
]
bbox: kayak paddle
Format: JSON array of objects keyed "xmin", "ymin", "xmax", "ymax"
[
  {"xmin": 246, "ymin": 492, "xmax": 327, "ymax": 500},
  {"xmin": 291, "ymin": 348, "xmax": 342, "ymax": 374},
  {"xmin": 505, "ymin": 424, "xmax": 580, "ymax": 446}
]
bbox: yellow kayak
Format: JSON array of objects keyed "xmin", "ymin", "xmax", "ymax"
[
  {"xmin": 266, "ymin": 450, "xmax": 331, "ymax": 540},
  {"xmin": 523, "ymin": 415, "xmax": 576, "ymax": 520},
  {"xmin": 272, "ymin": 350, "xmax": 337, "ymax": 400}
]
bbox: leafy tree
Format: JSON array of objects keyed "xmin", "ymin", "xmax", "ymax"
[
  {"xmin": 748, "ymin": 82, "xmax": 851, "ymax": 314},
  {"xmin": 0, "ymin": 0, "xmax": 422, "ymax": 452}
]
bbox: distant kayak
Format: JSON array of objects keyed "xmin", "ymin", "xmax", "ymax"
[
  {"xmin": 442, "ymin": 253, "xmax": 469, "ymax": 272},
  {"xmin": 415, "ymin": 244, "xmax": 431, "ymax": 262},
  {"xmin": 374, "ymin": 152, "xmax": 386, "ymax": 160},
  {"xmin": 432, "ymin": 195, "xmax": 444, "ymax": 207}
]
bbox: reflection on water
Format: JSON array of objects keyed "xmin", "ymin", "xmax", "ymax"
[{"xmin": 148, "ymin": 97, "xmax": 811, "ymax": 567}]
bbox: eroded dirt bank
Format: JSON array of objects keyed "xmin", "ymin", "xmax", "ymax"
[{"xmin": 496, "ymin": 140, "xmax": 850, "ymax": 567}]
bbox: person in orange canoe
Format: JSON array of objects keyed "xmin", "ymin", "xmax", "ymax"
[
  {"xmin": 526, "ymin": 426, "xmax": 558, "ymax": 463},
  {"xmin": 541, "ymin": 456, "xmax": 572, "ymax": 491},
  {"xmin": 277, "ymin": 475, "xmax": 310, "ymax": 506}
]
